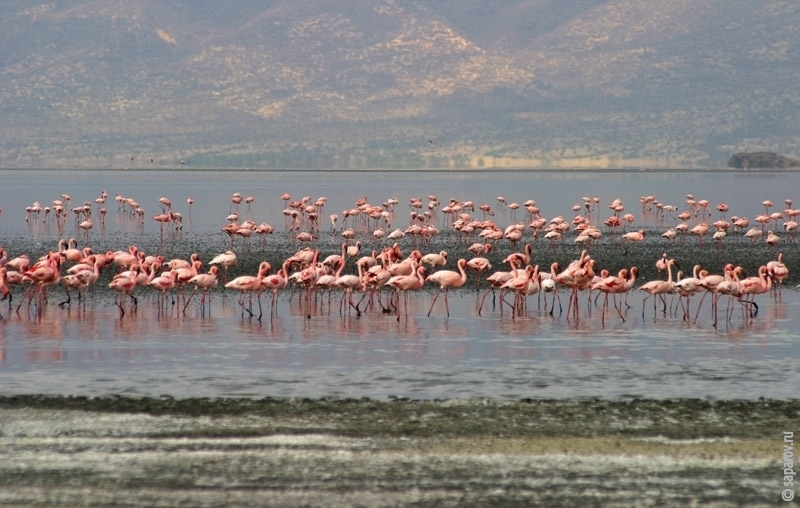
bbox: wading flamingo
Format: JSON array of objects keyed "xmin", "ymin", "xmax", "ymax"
[
  {"xmin": 225, "ymin": 261, "xmax": 270, "ymax": 318},
  {"xmin": 639, "ymin": 258, "xmax": 677, "ymax": 318},
  {"xmin": 426, "ymin": 258, "xmax": 468, "ymax": 317}
]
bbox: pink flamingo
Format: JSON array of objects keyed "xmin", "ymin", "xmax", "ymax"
[
  {"xmin": 184, "ymin": 266, "xmax": 220, "ymax": 314},
  {"xmin": 503, "ymin": 243, "xmax": 532, "ymax": 267},
  {"xmin": 209, "ymin": 251, "xmax": 237, "ymax": 285},
  {"xmin": 767, "ymin": 253, "xmax": 788, "ymax": 300},
  {"xmin": 322, "ymin": 242, "xmax": 347, "ymax": 272},
  {"xmin": 500, "ymin": 264, "xmax": 540, "ymax": 318},
  {"xmin": 467, "ymin": 242, "xmax": 492, "ymax": 256},
  {"xmin": 689, "ymin": 223, "xmax": 708, "ymax": 245},
  {"xmin": 78, "ymin": 218, "xmax": 92, "ymax": 239},
  {"xmin": 109, "ymin": 264, "xmax": 139, "ymax": 316},
  {"xmin": 21, "ymin": 253, "xmax": 63, "ymax": 312},
  {"xmin": 153, "ymin": 212, "xmax": 173, "ymax": 237},
  {"xmin": 714, "ymin": 266, "xmax": 746, "ymax": 326},
  {"xmin": 59, "ymin": 256, "xmax": 101, "ymax": 307},
  {"xmin": 421, "ymin": 250, "xmax": 448, "ymax": 269},
  {"xmin": 738, "ymin": 265, "xmax": 772, "ymax": 318},
  {"xmin": 385, "ymin": 266, "xmax": 427, "ymax": 321},
  {"xmin": 298, "ymin": 250, "xmax": 321, "ymax": 317},
  {"xmin": 591, "ymin": 268, "xmax": 629, "ymax": 323},
  {"xmin": 148, "ymin": 271, "xmax": 177, "ymax": 310},
  {"xmin": 225, "ymin": 261, "xmax": 270, "ymax": 318},
  {"xmin": 673, "ymin": 264, "xmax": 704, "ymax": 321},
  {"xmin": 540, "ymin": 262, "xmax": 563, "ymax": 316},
  {"xmin": 479, "ymin": 259, "xmax": 519, "ymax": 315},
  {"xmin": 621, "ymin": 229, "xmax": 645, "ymax": 243},
  {"xmin": 260, "ymin": 264, "xmax": 289, "ymax": 316},
  {"xmin": 638, "ymin": 258, "xmax": 677, "ymax": 318},
  {"xmin": 466, "ymin": 258, "xmax": 492, "ymax": 289},
  {"xmin": 334, "ymin": 262, "xmax": 365, "ymax": 316},
  {"xmin": 693, "ymin": 264, "xmax": 733, "ymax": 324},
  {"xmin": 655, "ymin": 253, "xmax": 669, "ymax": 279},
  {"xmin": 556, "ymin": 251, "xmax": 596, "ymax": 320},
  {"xmin": 360, "ymin": 263, "xmax": 392, "ymax": 312},
  {"xmin": 425, "ymin": 258, "xmax": 468, "ymax": 317}
]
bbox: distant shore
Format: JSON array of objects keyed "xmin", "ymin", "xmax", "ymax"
[{"xmin": 3, "ymin": 166, "xmax": 800, "ymax": 173}]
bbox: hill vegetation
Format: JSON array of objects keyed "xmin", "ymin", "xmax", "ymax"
[
  {"xmin": 727, "ymin": 152, "xmax": 800, "ymax": 169},
  {"xmin": 0, "ymin": 1, "xmax": 799, "ymax": 169}
]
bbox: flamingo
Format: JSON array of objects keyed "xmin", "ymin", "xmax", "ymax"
[
  {"xmin": 689, "ymin": 223, "xmax": 708, "ymax": 245},
  {"xmin": 148, "ymin": 271, "xmax": 177, "ymax": 309},
  {"xmin": 468, "ymin": 242, "xmax": 492, "ymax": 256},
  {"xmin": 225, "ymin": 261, "xmax": 270, "ymax": 318},
  {"xmin": 59, "ymin": 238, "xmax": 85, "ymax": 263},
  {"xmin": 421, "ymin": 250, "xmax": 448, "ymax": 269},
  {"xmin": 184, "ymin": 266, "xmax": 220, "ymax": 313},
  {"xmin": 152, "ymin": 212, "xmax": 173, "ymax": 236},
  {"xmin": 621, "ymin": 229, "xmax": 645, "ymax": 243},
  {"xmin": 591, "ymin": 268, "xmax": 629, "ymax": 323},
  {"xmin": 556, "ymin": 250, "xmax": 596, "ymax": 320},
  {"xmin": 20, "ymin": 253, "xmax": 63, "ymax": 311},
  {"xmin": 209, "ymin": 251, "xmax": 237, "ymax": 285},
  {"xmin": 479, "ymin": 259, "xmax": 519, "ymax": 315},
  {"xmin": 360, "ymin": 262, "xmax": 392, "ymax": 312},
  {"xmin": 767, "ymin": 253, "xmax": 789, "ymax": 300},
  {"xmin": 322, "ymin": 242, "xmax": 347, "ymax": 272},
  {"xmin": 715, "ymin": 266, "xmax": 746, "ymax": 325},
  {"xmin": 655, "ymin": 253, "xmax": 669, "ymax": 279},
  {"xmin": 426, "ymin": 258, "xmax": 468, "ymax": 317},
  {"xmin": 738, "ymin": 265, "xmax": 772, "ymax": 317},
  {"xmin": 260, "ymin": 265, "xmax": 289, "ymax": 316},
  {"xmin": 766, "ymin": 230, "xmax": 780, "ymax": 247},
  {"xmin": 298, "ymin": 250, "xmax": 321, "ymax": 317},
  {"xmin": 500, "ymin": 264, "xmax": 540, "ymax": 318},
  {"xmin": 385, "ymin": 266, "xmax": 427, "ymax": 321},
  {"xmin": 673, "ymin": 264, "xmax": 704, "ymax": 321},
  {"xmin": 639, "ymin": 258, "xmax": 677, "ymax": 318},
  {"xmin": 694, "ymin": 264, "xmax": 733, "ymax": 325},
  {"xmin": 109, "ymin": 264, "xmax": 139, "ymax": 316},
  {"xmin": 503, "ymin": 243, "xmax": 532, "ymax": 267},
  {"xmin": 346, "ymin": 241, "xmax": 361, "ymax": 259},
  {"xmin": 744, "ymin": 227, "xmax": 763, "ymax": 244},
  {"xmin": 388, "ymin": 251, "xmax": 422, "ymax": 277},
  {"xmin": 661, "ymin": 228, "xmax": 677, "ymax": 241},
  {"xmin": 334, "ymin": 262, "xmax": 364, "ymax": 316},
  {"xmin": 466, "ymin": 258, "xmax": 492, "ymax": 289},
  {"xmin": 78, "ymin": 218, "xmax": 93, "ymax": 238},
  {"xmin": 59, "ymin": 255, "xmax": 101, "ymax": 307}
]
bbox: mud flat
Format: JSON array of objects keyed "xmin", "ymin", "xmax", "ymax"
[{"xmin": 0, "ymin": 396, "xmax": 793, "ymax": 507}]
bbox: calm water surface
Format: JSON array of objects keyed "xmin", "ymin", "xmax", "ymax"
[{"xmin": 1, "ymin": 169, "xmax": 799, "ymax": 400}]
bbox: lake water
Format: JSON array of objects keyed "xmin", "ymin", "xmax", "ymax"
[{"xmin": 1, "ymin": 168, "xmax": 799, "ymax": 400}]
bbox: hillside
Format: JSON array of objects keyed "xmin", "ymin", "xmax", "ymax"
[{"xmin": 1, "ymin": 1, "xmax": 799, "ymax": 169}]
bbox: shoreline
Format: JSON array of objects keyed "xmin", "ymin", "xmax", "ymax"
[
  {"xmin": 1, "ymin": 395, "xmax": 795, "ymax": 439},
  {"xmin": 0, "ymin": 396, "xmax": 789, "ymax": 506}
]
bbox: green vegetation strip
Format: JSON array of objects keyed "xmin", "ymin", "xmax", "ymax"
[{"xmin": 0, "ymin": 396, "xmax": 796, "ymax": 440}]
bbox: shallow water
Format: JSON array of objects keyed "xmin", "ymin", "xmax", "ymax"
[{"xmin": 1, "ymin": 169, "xmax": 799, "ymax": 400}]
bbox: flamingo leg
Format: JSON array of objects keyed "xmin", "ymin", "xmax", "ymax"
[
  {"xmin": 183, "ymin": 289, "xmax": 198, "ymax": 314},
  {"xmin": 477, "ymin": 287, "xmax": 493, "ymax": 315},
  {"xmin": 428, "ymin": 288, "xmax": 444, "ymax": 316}
]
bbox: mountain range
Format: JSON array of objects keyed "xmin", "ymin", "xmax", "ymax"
[{"xmin": 1, "ymin": 0, "xmax": 799, "ymax": 169}]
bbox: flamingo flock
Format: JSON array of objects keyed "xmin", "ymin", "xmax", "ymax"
[{"xmin": 0, "ymin": 188, "xmax": 796, "ymax": 328}]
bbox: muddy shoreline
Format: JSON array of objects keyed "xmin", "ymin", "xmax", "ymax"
[
  {"xmin": 0, "ymin": 397, "xmax": 792, "ymax": 507},
  {"xmin": 1, "ymin": 395, "xmax": 796, "ymax": 439}
]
